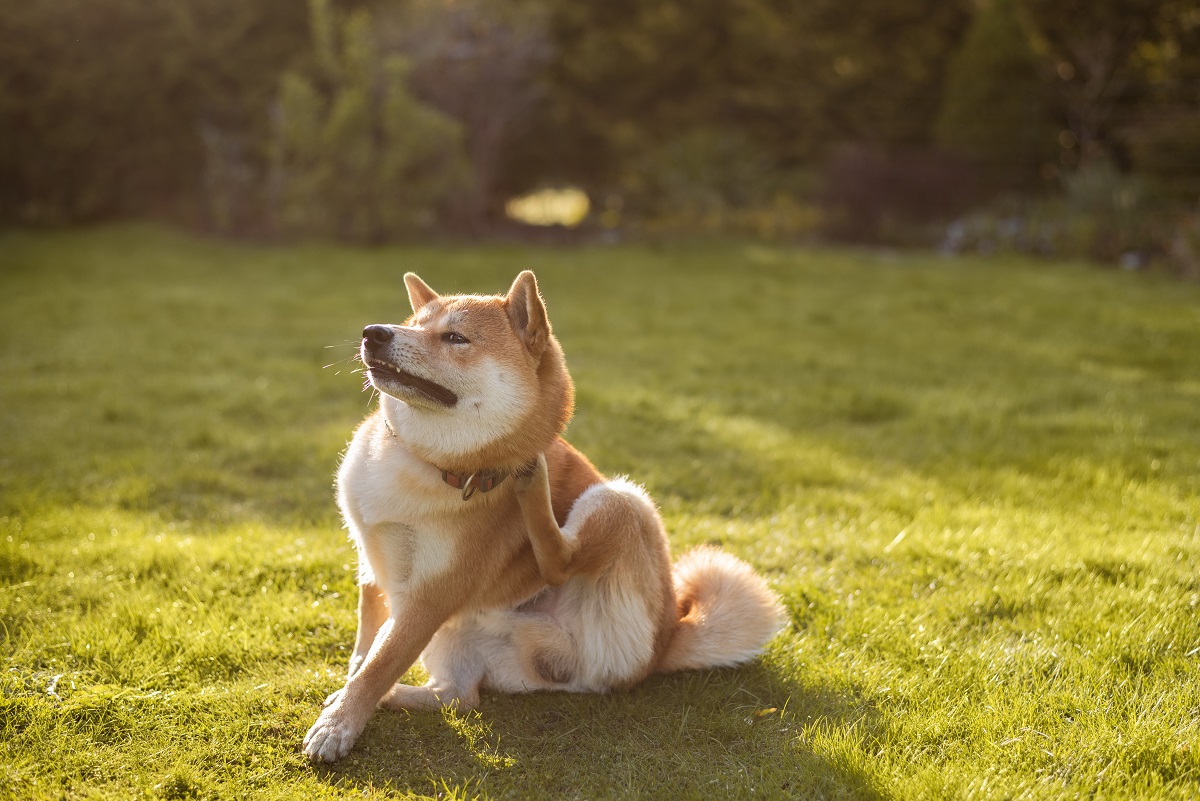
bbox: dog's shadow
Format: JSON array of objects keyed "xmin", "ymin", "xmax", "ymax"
[{"xmin": 311, "ymin": 664, "xmax": 885, "ymax": 800}]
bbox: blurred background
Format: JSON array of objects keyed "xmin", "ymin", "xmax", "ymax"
[{"xmin": 1, "ymin": 0, "xmax": 1198, "ymax": 275}]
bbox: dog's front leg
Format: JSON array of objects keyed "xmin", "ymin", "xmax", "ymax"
[
  {"xmin": 347, "ymin": 582, "xmax": 389, "ymax": 679},
  {"xmin": 303, "ymin": 598, "xmax": 445, "ymax": 763},
  {"xmin": 514, "ymin": 453, "xmax": 575, "ymax": 586}
]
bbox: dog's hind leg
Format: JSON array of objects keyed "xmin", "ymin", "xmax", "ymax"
[
  {"xmin": 380, "ymin": 681, "xmax": 479, "ymax": 712},
  {"xmin": 469, "ymin": 606, "xmax": 581, "ymax": 694},
  {"xmin": 382, "ymin": 608, "xmax": 580, "ymax": 711},
  {"xmin": 491, "ymin": 612, "xmax": 580, "ymax": 692},
  {"xmin": 381, "ymin": 618, "xmax": 487, "ymax": 712}
]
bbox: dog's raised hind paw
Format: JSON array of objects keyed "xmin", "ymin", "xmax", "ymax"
[{"xmin": 513, "ymin": 454, "xmax": 546, "ymax": 492}]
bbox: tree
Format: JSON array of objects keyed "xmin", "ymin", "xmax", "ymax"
[
  {"xmin": 1124, "ymin": 1, "xmax": 1200, "ymax": 204},
  {"xmin": 270, "ymin": 0, "xmax": 468, "ymax": 241},
  {"xmin": 936, "ymin": 0, "xmax": 1058, "ymax": 189},
  {"xmin": 1018, "ymin": 0, "xmax": 1164, "ymax": 165},
  {"xmin": 376, "ymin": 0, "xmax": 554, "ymax": 229},
  {"xmin": 537, "ymin": 0, "xmax": 970, "ymax": 216},
  {"xmin": 0, "ymin": 0, "xmax": 311, "ymax": 225}
]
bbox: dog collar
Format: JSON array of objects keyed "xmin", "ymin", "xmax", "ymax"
[
  {"xmin": 442, "ymin": 458, "xmax": 539, "ymax": 501},
  {"xmin": 440, "ymin": 469, "xmax": 510, "ymax": 501},
  {"xmin": 383, "ymin": 415, "xmax": 535, "ymax": 501}
]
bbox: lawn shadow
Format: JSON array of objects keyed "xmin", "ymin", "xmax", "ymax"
[
  {"xmin": 312, "ymin": 664, "xmax": 886, "ymax": 800},
  {"xmin": 569, "ymin": 385, "xmax": 840, "ymax": 522}
]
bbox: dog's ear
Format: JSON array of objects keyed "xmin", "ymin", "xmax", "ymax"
[
  {"xmin": 506, "ymin": 270, "xmax": 550, "ymax": 360},
  {"xmin": 404, "ymin": 273, "xmax": 440, "ymax": 313}
]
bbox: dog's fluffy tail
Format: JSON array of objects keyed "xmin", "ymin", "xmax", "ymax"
[{"xmin": 657, "ymin": 547, "xmax": 786, "ymax": 673}]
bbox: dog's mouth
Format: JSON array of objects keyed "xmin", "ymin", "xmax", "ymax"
[{"xmin": 364, "ymin": 357, "xmax": 458, "ymax": 407}]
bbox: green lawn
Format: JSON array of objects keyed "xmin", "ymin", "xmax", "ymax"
[{"xmin": 1, "ymin": 225, "xmax": 1198, "ymax": 800}]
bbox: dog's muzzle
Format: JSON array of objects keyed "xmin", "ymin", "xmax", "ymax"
[{"xmin": 361, "ymin": 325, "xmax": 459, "ymax": 407}]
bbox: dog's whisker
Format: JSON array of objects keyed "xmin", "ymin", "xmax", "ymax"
[
  {"xmin": 323, "ymin": 345, "xmax": 365, "ymax": 371},
  {"xmin": 324, "ymin": 355, "xmax": 361, "ymax": 370}
]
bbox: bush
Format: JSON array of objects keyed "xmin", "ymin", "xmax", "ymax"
[
  {"xmin": 820, "ymin": 145, "xmax": 976, "ymax": 243},
  {"xmin": 1127, "ymin": 111, "xmax": 1200, "ymax": 208},
  {"xmin": 942, "ymin": 160, "xmax": 1200, "ymax": 277},
  {"xmin": 606, "ymin": 128, "xmax": 822, "ymax": 240},
  {"xmin": 268, "ymin": 0, "xmax": 469, "ymax": 242},
  {"xmin": 934, "ymin": 0, "xmax": 1058, "ymax": 191},
  {"xmin": 377, "ymin": 0, "xmax": 554, "ymax": 231},
  {"xmin": 0, "ymin": 0, "xmax": 308, "ymax": 227},
  {"xmin": 1165, "ymin": 212, "xmax": 1200, "ymax": 281}
]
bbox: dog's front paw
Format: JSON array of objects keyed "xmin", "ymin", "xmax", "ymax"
[
  {"xmin": 323, "ymin": 687, "xmax": 345, "ymax": 708},
  {"xmin": 303, "ymin": 704, "xmax": 365, "ymax": 764}
]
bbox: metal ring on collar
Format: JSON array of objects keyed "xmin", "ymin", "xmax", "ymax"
[{"xmin": 460, "ymin": 471, "xmax": 480, "ymax": 501}]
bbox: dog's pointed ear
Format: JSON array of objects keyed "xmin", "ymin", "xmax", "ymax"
[
  {"xmin": 404, "ymin": 272, "xmax": 440, "ymax": 313},
  {"xmin": 506, "ymin": 270, "xmax": 550, "ymax": 360}
]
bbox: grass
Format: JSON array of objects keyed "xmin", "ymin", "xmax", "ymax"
[{"xmin": 1, "ymin": 224, "xmax": 1198, "ymax": 800}]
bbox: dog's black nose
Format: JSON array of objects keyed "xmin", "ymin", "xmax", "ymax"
[{"xmin": 362, "ymin": 325, "xmax": 394, "ymax": 348}]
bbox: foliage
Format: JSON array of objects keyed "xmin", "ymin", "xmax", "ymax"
[
  {"xmin": 1017, "ymin": 0, "xmax": 1167, "ymax": 163},
  {"xmin": 820, "ymin": 145, "xmax": 977, "ymax": 243},
  {"xmin": 1165, "ymin": 211, "xmax": 1200, "ymax": 279},
  {"xmin": 935, "ymin": 0, "xmax": 1059, "ymax": 189},
  {"xmin": 544, "ymin": 0, "xmax": 970, "ymax": 197},
  {"xmin": 940, "ymin": 159, "xmax": 1200, "ymax": 276},
  {"xmin": 613, "ymin": 127, "xmax": 819, "ymax": 239},
  {"xmin": 269, "ymin": 0, "xmax": 468, "ymax": 242},
  {"xmin": 1127, "ymin": 111, "xmax": 1200, "ymax": 206},
  {"xmin": 2, "ymin": 226, "xmax": 1199, "ymax": 798},
  {"xmin": 0, "ymin": 0, "xmax": 310, "ymax": 225},
  {"xmin": 376, "ymin": 0, "xmax": 554, "ymax": 230},
  {"xmin": 2, "ymin": 0, "xmax": 1200, "ymax": 244}
]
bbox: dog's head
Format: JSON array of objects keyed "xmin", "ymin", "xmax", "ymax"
[{"xmin": 360, "ymin": 271, "xmax": 573, "ymax": 469}]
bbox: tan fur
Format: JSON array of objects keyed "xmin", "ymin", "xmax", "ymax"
[{"xmin": 303, "ymin": 271, "xmax": 785, "ymax": 763}]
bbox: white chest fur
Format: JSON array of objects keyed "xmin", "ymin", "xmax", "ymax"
[
  {"xmin": 337, "ymin": 418, "xmax": 464, "ymax": 594},
  {"xmin": 358, "ymin": 521, "xmax": 455, "ymax": 595}
]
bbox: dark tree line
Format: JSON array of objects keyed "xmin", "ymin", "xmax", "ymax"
[{"xmin": 1, "ymin": 0, "xmax": 1197, "ymax": 250}]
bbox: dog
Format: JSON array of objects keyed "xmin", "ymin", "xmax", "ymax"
[{"xmin": 303, "ymin": 270, "xmax": 785, "ymax": 763}]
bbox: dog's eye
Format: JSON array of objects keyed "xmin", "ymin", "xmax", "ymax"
[{"xmin": 442, "ymin": 331, "xmax": 470, "ymax": 345}]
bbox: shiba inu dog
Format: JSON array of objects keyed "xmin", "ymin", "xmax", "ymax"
[{"xmin": 303, "ymin": 271, "xmax": 785, "ymax": 763}]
